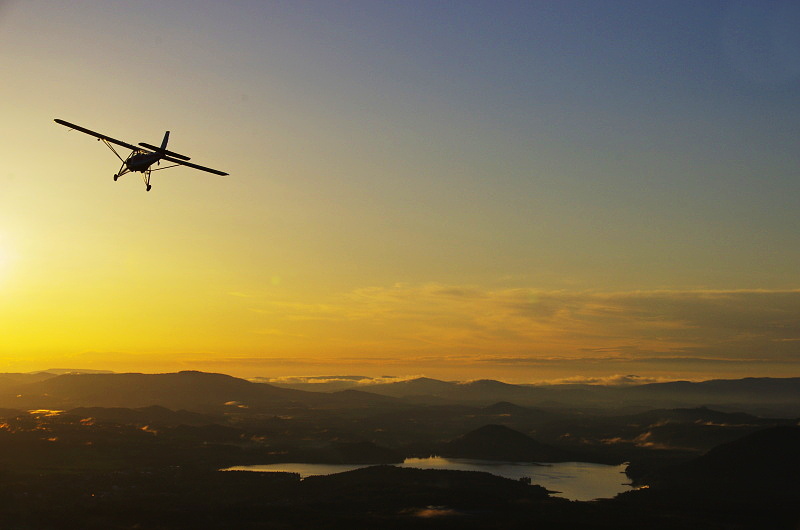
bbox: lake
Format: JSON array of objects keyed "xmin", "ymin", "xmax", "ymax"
[{"xmin": 224, "ymin": 457, "xmax": 633, "ymax": 501}]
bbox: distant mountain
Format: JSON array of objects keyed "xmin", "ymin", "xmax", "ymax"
[
  {"xmin": 457, "ymin": 379, "xmax": 550, "ymax": 401},
  {"xmin": 626, "ymin": 377, "xmax": 800, "ymax": 404},
  {"xmin": 0, "ymin": 371, "xmax": 408, "ymax": 413},
  {"xmin": 3, "ymin": 371, "xmax": 315, "ymax": 411},
  {"xmin": 323, "ymin": 389, "xmax": 403, "ymax": 407},
  {"xmin": 623, "ymin": 406, "xmax": 767, "ymax": 427},
  {"xmin": 6, "ymin": 370, "xmax": 800, "ymax": 417},
  {"xmin": 360, "ymin": 377, "xmax": 459, "ymax": 398},
  {"xmin": 361, "ymin": 377, "xmax": 558, "ymax": 405},
  {"xmin": 354, "ymin": 376, "xmax": 610, "ymax": 407},
  {"xmin": 463, "ymin": 379, "xmax": 522, "ymax": 390},
  {"xmin": 360, "ymin": 376, "xmax": 800, "ymax": 415},
  {"xmin": 442, "ymin": 424, "xmax": 576, "ymax": 463},
  {"xmin": 0, "ymin": 372, "xmax": 60, "ymax": 390}
]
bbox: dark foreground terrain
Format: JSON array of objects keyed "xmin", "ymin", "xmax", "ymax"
[
  {"xmin": 0, "ymin": 370, "xmax": 798, "ymax": 528},
  {"xmin": 2, "ymin": 457, "xmax": 798, "ymax": 529}
]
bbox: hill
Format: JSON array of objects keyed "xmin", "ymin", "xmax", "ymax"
[
  {"xmin": 0, "ymin": 370, "xmax": 410, "ymax": 415},
  {"xmin": 3, "ymin": 371, "xmax": 310, "ymax": 411},
  {"xmin": 360, "ymin": 377, "xmax": 459, "ymax": 398},
  {"xmin": 361, "ymin": 376, "xmax": 800, "ymax": 415},
  {"xmin": 4, "ymin": 370, "xmax": 800, "ymax": 417},
  {"xmin": 0, "ymin": 372, "xmax": 59, "ymax": 390},
  {"xmin": 653, "ymin": 425, "xmax": 800, "ymax": 491},
  {"xmin": 442, "ymin": 424, "xmax": 577, "ymax": 462},
  {"xmin": 622, "ymin": 378, "xmax": 800, "ymax": 411},
  {"xmin": 299, "ymin": 464, "xmax": 552, "ymax": 511}
]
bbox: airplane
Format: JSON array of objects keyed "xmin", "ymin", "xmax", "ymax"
[{"xmin": 54, "ymin": 118, "xmax": 228, "ymax": 191}]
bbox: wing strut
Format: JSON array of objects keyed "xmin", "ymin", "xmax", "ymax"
[{"xmin": 101, "ymin": 139, "xmax": 129, "ymax": 163}]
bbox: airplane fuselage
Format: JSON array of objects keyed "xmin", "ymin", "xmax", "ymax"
[{"xmin": 126, "ymin": 151, "xmax": 163, "ymax": 173}]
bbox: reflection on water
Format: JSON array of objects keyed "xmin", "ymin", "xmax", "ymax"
[
  {"xmin": 403, "ymin": 458, "xmax": 631, "ymax": 501},
  {"xmin": 224, "ymin": 457, "xmax": 632, "ymax": 501}
]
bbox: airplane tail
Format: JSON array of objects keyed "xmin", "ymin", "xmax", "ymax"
[{"xmin": 138, "ymin": 132, "xmax": 191, "ymax": 161}]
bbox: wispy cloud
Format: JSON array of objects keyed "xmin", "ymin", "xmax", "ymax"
[
  {"xmin": 539, "ymin": 374, "xmax": 666, "ymax": 386},
  {"xmin": 253, "ymin": 374, "xmax": 421, "ymax": 386},
  {"xmin": 247, "ymin": 284, "xmax": 800, "ymax": 362}
]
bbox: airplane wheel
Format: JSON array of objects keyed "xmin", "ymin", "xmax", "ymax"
[
  {"xmin": 146, "ymin": 185, "xmax": 152, "ymax": 192},
  {"xmin": 113, "ymin": 174, "xmax": 118, "ymax": 181}
]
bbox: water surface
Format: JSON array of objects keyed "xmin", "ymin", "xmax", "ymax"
[{"xmin": 225, "ymin": 457, "xmax": 632, "ymax": 501}]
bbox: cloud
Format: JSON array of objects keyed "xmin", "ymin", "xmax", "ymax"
[
  {"xmin": 539, "ymin": 374, "xmax": 665, "ymax": 386},
  {"xmin": 465, "ymin": 355, "xmax": 783, "ymax": 366},
  {"xmin": 237, "ymin": 284, "xmax": 800, "ymax": 376},
  {"xmin": 252, "ymin": 375, "xmax": 418, "ymax": 386}
]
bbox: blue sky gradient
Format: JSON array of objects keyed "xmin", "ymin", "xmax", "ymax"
[{"xmin": 1, "ymin": 1, "xmax": 799, "ymax": 380}]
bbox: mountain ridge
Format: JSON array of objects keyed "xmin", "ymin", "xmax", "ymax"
[{"xmin": 2, "ymin": 371, "xmax": 800, "ymax": 416}]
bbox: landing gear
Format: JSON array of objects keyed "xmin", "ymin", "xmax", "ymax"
[
  {"xmin": 146, "ymin": 184, "xmax": 152, "ymax": 192},
  {"xmin": 113, "ymin": 174, "xmax": 119, "ymax": 181}
]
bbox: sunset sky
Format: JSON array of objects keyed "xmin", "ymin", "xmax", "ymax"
[{"xmin": 2, "ymin": 1, "xmax": 800, "ymax": 383}]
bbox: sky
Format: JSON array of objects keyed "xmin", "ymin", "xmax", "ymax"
[{"xmin": 1, "ymin": 0, "xmax": 800, "ymax": 383}]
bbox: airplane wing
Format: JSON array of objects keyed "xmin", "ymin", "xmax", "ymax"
[
  {"xmin": 161, "ymin": 154, "xmax": 229, "ymax": 176},
  {"xmin": 54, "ymin": 119, "xmax": 140, "ymax": 152}
]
